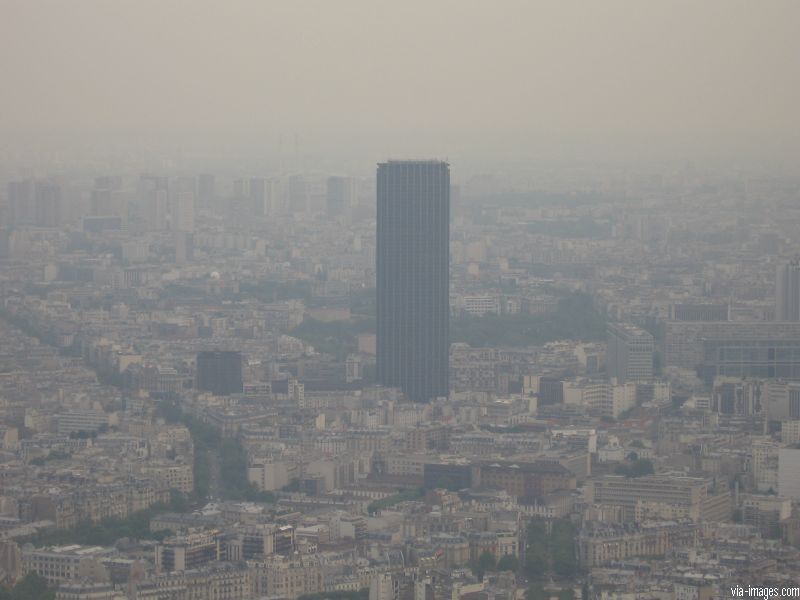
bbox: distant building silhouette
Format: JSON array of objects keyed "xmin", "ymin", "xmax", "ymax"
[
  {"xmin": 376, "ymin": 160, "xmax": 449, "ymax": 402},
  {"xmin": 7, "ymin": 179, "xmax": 62, "ymax": 228},
  {"xmin": 197, "ymin": 173, "xmax": 215, "ymax": 210},
  {"xmin": 776, "ymin": 258, "xmax": 800, "ymax": 321},
  {"xmin": 326, "ymin": 176, "xmax": 356, "ymax": 218},
  {"xmin": 139, "ymin": 174, "xmax": 169, "ymax": 231}
]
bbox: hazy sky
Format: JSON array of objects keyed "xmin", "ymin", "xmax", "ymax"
[{"xmin": 2, "ymin": 1, "xmax": 799, "ymax": 167}]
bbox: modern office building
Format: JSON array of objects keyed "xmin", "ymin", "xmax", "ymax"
[
  {"xmin": 57, "ymin": 410, "xmax": 110, "ymax": 435},
  {"xmin": 226, "ymin": 524, "xmax": 295, "ymax": 561},
  {"xmin": 663, "ymin": 321, "xmax": 800, "ymax": 375},
  {"xmin": 669, "ymin": 303, "xmax": 730, "ymax": 322},
  {"xmin": 586, "ymin": 475, "xmax": 726, "ymax": 522},
  {"xmin": 776, "ymin": 258, "xmax": 800, "ymax": 321},
  {"xmin": 778, "ymin": 448, "xmax": 800, "ymax": 500},
  {"xmin": 155, "ymin": 531, "xmax": 221, "ymax": 572},
  {"xmin": 376, "ymin": 160, "xmax": 449, "ymax": 402},
  {"xmin": 423, "ymin": 462, "xmax": 472, "ymax": 491},
  {"xmin": 196, "ymin": 351, "xmax": 243, "ymax": 396},
  {"xmin": 22, "ymin": 545, "xmax": 116, "ymax": 584},
  {"xmin": 742, "ymin": 494, "xmax": 792, "ymax": 538},
  {"xmin": 472, "ymin": 460, "xmax": 576, "ymax": 502},
  {"xmin": 607, "ymin": 323, "xmax": 654, "ymax": 383},
  {"xmin": 696, "ymin": 329, "xmax": 800, "ymax": 384},
  {"xmin": 711, "ymin": 377, "xmax": 765, "ymax": 416}
]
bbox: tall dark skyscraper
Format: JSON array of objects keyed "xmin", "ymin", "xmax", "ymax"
[{"xmin": 376, "ymin": 160, "xmax": 449, "ymax": 402}]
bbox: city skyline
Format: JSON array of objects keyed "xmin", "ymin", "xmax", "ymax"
[{"xmin": 2, "ymin": 3, "xmax": 800, "ymax": 600}]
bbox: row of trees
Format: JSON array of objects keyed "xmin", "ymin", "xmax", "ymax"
[
  {"xmin": 157, "ymin": 399, "xmax": 218, "ymax": 501},
  {"xmin": 366, "ymin": 487, "xmax": 425, "ymax": 515},
  {"xmin": 28, "ymin": 450, "xmax": 70, "ymax": 466},
  {"xmin": 290, "ymin": 316, "xmax": 374, "ymax": 361},
  {"xmin": 219, "ymin": 438, "xmax": 275, "ymax": 503},
  {"xmin": 525, "ymin": 518, "xmax": 578, "ymax": 580},
  {"xmin": 613, "ymin": 457, "xmax": 655, "ymax": 478},
  {"xmin": 291, "ymin": 291, "xmax": 607, "ymax": 359},
  {"xmin": 157, "ymin": 400, "xmax": 275, "ymax": 503},
  {"xmin": 450, "ymin": 293, "xmax": 607, "ymax": 348}
]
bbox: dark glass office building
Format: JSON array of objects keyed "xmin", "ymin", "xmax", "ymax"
[
  {"xmin": 376, "ymin": 160, "xmax": 449, "ymax": 402},
  {"xmin": 196, "ymin": 350, "xmax": 243, "ymax": 396}
]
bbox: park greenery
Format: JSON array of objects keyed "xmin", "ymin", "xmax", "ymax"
[
  {"xmin": 524, "ymin": 518, "xmax": 578, "ymax": 581},
  {"xmin": 290, "ymin": 317, "xmax": 374, "ymax": 360},
  {"xmin": 450, "ymin": 293, "xmax": 606, "ymax": 347},
  {"xmin": 240, "ymin": 280, "xmax": 313, "ymax": 304},
  {"xmin": 497, "ymin": 554, "xmax": 520, "ymax": 572},
  {"xmin": 28, "ymin": 450, "xmax": 71, "ymax": 466},
  {"xmin": 165, "ymin": 280, "xmax": 607, "ymax": 358},
  {"xmin": 0, "ymin": 574, "xmax": 55, "ymax": 600},
  {"xmin": 156, "ymin": 399, "xmax": 218, "ymax": 500},
  {"xmin": 614, "ymin": 458, "xmax": 655, "ymax": 478},
  {"xmin": 219, "ymin": 438, "xmax": 276, "ymax": 503},
  {"xmin": 291, "ymin": 291, "xmax": 606, "ymax": 359},
  {"xmin": 469, "ymin": 551, "xmax": 497, "ymax": 580},
  {"xmin": 366, "ymin": 487, "xmax": 425, "ymax": 515}
]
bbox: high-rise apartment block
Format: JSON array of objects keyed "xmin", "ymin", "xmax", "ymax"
[
  {"xmin": 376, "ymin": 160, "xmax": 449, "ymax": 402},
  {"xmin": 607, "ymin": 323, "xmax": 654, "ymax": 383}
]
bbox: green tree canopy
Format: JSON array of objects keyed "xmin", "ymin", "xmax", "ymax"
[
  {"xmin": 497, "ymin": 554, "xmax": 519, "ymax": 572},
  {"xmin": 0, "ymin": 573, "xmax": 55, "ymax": 600}
]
